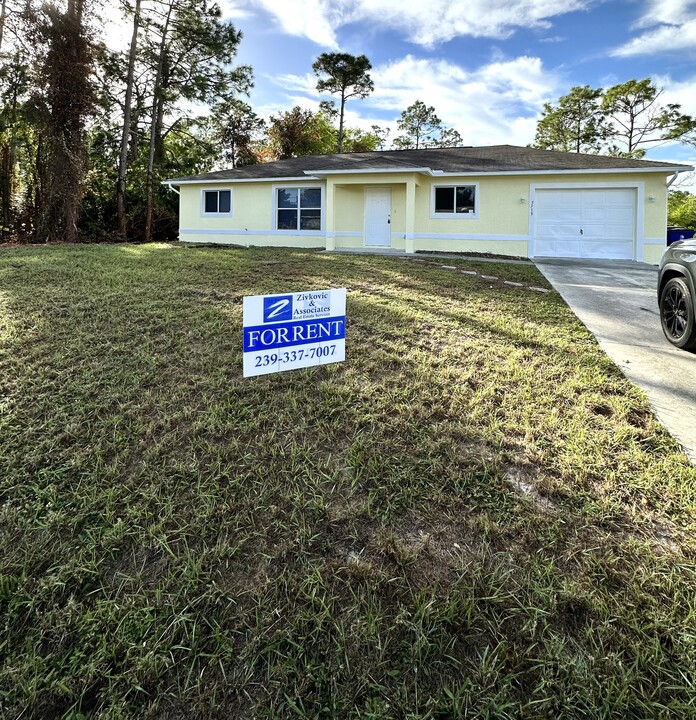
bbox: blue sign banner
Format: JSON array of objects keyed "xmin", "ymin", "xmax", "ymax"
[{"xmin": 243, "ymin": 316, "xmax": 346, "ymax": 352}]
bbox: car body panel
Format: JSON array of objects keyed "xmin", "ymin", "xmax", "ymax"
[
  {"xmin": 658, "ymin": 239, "xmax": 696, "ymax": 298},
  {"xmin": 658, "ymin": 238, "xmax": 696, "ymax": 349}
]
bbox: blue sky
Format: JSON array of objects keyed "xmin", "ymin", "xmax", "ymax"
[{"xmin": 221, "ymin": 0, "xmax": 695, "ymax": 177}]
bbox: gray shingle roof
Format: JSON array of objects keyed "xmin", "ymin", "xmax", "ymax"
[{"xmin": 165, "ymin": 144, "xmax": 691, "ymax": 183}]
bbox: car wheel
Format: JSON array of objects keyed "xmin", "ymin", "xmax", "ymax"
[{"xmin": 660, "ymin": 277, "xmax": 696, "ymax": 350}]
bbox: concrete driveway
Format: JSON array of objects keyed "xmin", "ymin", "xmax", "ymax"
[{"xmin": 535, "ymin": 258, "xmax": 696, "ymax": 463}]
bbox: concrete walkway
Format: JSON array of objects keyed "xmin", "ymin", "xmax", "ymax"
[
  {"xmin": 535, "ymin": 258, "xmax": 696, "ymax": 463},
  {"xmin": 325, "ymin": 248, "xmax": 533, "ymax": 265}
]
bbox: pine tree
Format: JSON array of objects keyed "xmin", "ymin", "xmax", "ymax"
[
  {"xmin": 602, "ymin": 78, "xmax": 695, "ymax": 157},
  {"xmin": 393, "ymin": 101, "xmax": 442, "ymax": 149},
  {"xmin": 312, "ymin": 53, "xmax": 373, "ymax": 153},
  {"xmin": 533, "ymin": 86, "xmax": 606, "ymax": 154}
]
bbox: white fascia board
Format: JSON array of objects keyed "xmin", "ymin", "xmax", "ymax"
[
  {"xmin": 305, "ymin": 167, "xmax": 435, "ymax": 176},
  {"xmin": 428, "ymin": 166, "xmax": 693, "ymax": 177},
  {"xmin": 161, "ymin": 176, "xmax": 321, "ymax": 186},
  {"xmin": 162, "ymin": 165, "xmax": 692, "ymax": 186}
]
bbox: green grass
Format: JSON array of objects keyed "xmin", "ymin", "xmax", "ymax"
[{"xmin": 1, "ymin": 243, "xmax": 696, "ymax": 719}]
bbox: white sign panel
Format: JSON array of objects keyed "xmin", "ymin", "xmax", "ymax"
[{"xmin": 243, "ymin": 288, "xmax": 346, "ymax": 377}]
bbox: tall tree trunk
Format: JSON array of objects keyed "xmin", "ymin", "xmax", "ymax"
[
  {"xmin": 0, "ymin": 0, "xmax": 7, "ymax": 50},
  {"xmin": 145, "ymin": 0, "xmax": 174, "ymax": 244},
  {"xmin": 65, "ymin": 0, "xmax": 84, "ymax": 242},
  {"xmin": 337, "ymin": 89, "xmax": 345, "ymax": 153},
  {"xmin": 63, "ymin": 0, "xmax": 84, "ymax": 243},
  {"xmin": 153, "ymin": 60, "xmax": 168, "ymax": 164},
  {"xmin": 37, "ymin": 0, "xmax": 91, "ymax": 243},
  {"xmin": 32, "ymin": 131, "xmax": 47, "ymax": 238},
  {"xmin": 128, "ymin": 89, "xmax": 143, "ymax": 162},
  {"xmin": 117, "ymin": 0, "xmax": 141, "ymax": 242},
  {"xmin": 0, "ymin": 58, "xmax": 16, "ymax": 239},
  {"xmin": 1, "ymin": 145, "xmax": 11, "ymax": 239}
]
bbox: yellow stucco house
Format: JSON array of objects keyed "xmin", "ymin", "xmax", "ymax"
[{"xmin": 164, "ymin": 145, "xmax": 693, "ymax": 264}]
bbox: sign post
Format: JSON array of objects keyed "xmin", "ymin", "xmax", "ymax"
[{"xmin": 242, "ymin": 288, "xmax": 346, "ymax": 377}]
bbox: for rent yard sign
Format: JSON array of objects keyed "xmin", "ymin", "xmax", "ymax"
[{"xmin": 242, "ymin": 288, "xmax": 346, "ymax": 377}]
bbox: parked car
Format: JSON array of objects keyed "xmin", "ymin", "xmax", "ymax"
[{"xmin": 658, "ymin": 237, "xmax": 696, "ymax": 350}]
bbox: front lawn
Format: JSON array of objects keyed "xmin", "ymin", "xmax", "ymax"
[{"xmin": 1, "ymin": 243, "xmax": 695, "ymax": 719}]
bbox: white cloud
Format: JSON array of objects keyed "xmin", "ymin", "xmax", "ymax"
[
  {"xmin": 611, "ymin": 0, "xmax": 696, "ymax": 56},
  {"xmin": 270, "ymin": 72, "xmax": 318, "ymax": 96},
  {"xmin": 612, "ymin": 18, "xmax": 696, "ymax": 56},
  {"xmin": 218, "ymin": 0, "xmax": 255, "ymax": 20},
  {"xmin": 245, "ymin": 0, "xmax": 589, "ymax": 48},
  {"xmin": 245, "ymin": 0, "xmax": 342, "ymax": 48},
  {"xmin": 632, "ymin": 0, "xmax": 695, "ymax": 27},
  {"xmin": 270, "ymin": 54, "xmax": 563, "ymax": 147},
  {"xmin": 371, "ymin": 55, "xmax": 562, "ymax": 145},
  {"xmin": 656, "ymin": 73, "xmax": 696, "ymax": 116}
]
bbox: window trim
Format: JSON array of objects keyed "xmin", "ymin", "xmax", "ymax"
[
  {"xmin": 200, "ymin": 187, "xmax": 233, "ymax": 218},
  {"xmin": 430, "ymin": 182, "xmax": 479, "ymax": 219},
  {"xmin": 271, "ymin": 184, "xmax": 324, "ymax": 233}
]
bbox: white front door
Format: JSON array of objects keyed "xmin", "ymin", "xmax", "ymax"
[
  {"xmin": 364, "ymin": 188, "xmax": 391, "ymax": 246},
  {"xmin": 534, "ymin": 188, "xmax": 636, "ymax": 259}
]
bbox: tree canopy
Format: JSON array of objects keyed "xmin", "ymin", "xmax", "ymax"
[
  {"xmin": 533, "ymin": 79, "xmax": 695, "ymax": 158},
  {"xmin": 394, "ymin": 101, "xmax": 441, "ymax": 149},
  {"xmin": 393, "ymin": 101, "xmax": 463, "ymax": 149},
  {"xmin": 534, "ymin": 85, "xmax": 607, "ymax": 154},
  {"xmin": 312, "ymin": 52, "xmax": 373, "ymax": 153},
  {"xmin": 209, "ymin": 99, "xmax": 265, "ymax": 168},
  {"xmin": 267, "ymin": 105, "xmax": 382, "ymax": 159},
  {"xmin": 668, "ymin": 190, "xmax": 696, "ymax": 230},
  {"xmin": 602, "ymin": 78, "xmax": 695, "ymax": 157},
  {"xmin": 0, "ymin": 0, "xmax": 251, "ymax": 242}
]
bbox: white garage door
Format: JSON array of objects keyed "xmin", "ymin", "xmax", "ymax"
[{"xmin": 534, "ymin": 188, "xmax": 636, "ymax": 259}]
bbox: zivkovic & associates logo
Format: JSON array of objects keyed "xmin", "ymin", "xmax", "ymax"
[{"xmin": 262, "ymin": 295, "xmax": 293, "ymax": 323}]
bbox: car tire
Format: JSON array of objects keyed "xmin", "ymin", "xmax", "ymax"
[{"xmin": 660, "ymin": 277, "xmax": 696, "ymax": 350}]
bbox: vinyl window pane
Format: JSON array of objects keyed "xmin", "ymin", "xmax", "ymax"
[
  {"xmin": 204, "ymin": 191, "xmax": 218, "ymax": 213},
  {"xmin": 218, "ymin": 190, "xmax": 231, "ymax": 213},
  {"xmin": 456, "ymin": 186, "xmax": 475, "ymax": 213},
  {"xmin": 277, "ymin": 188, "xmax": 298, "ymax": 208},
  {"xmin": 434, "ymin": 187, "xmax": 454, "ymax": 213},
  {"xmin": 300, "ymin": 188, "xmax": 321, "ymax": 208},
  {"xmin": 300, "ymin": 209, "xmax": 321, "ymax": 230},
  {"xmin": 277, "ymin": 209, "xmax": 297, "ymax": 230}
]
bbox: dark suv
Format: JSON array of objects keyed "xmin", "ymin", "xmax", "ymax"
[{"xmin": 658, "ymin": 238, "xmax": 696, "ymax": 350}]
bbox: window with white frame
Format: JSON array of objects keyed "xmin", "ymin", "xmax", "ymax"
[
  {"xmin": 276, "ymin": 187, "xmax": 322, "ymax": 231},
  {"xmin": 432, "ymin": 184, "xmax": 478, "ymax": 217},
  {"xmin": 202, "ymin": 189, "xmax": 232, "ymax": 216}
]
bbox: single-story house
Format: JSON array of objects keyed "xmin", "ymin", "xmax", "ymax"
[{"xmin": 164, "ymin": 145, "xmax": 693, "ymax": 264}]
